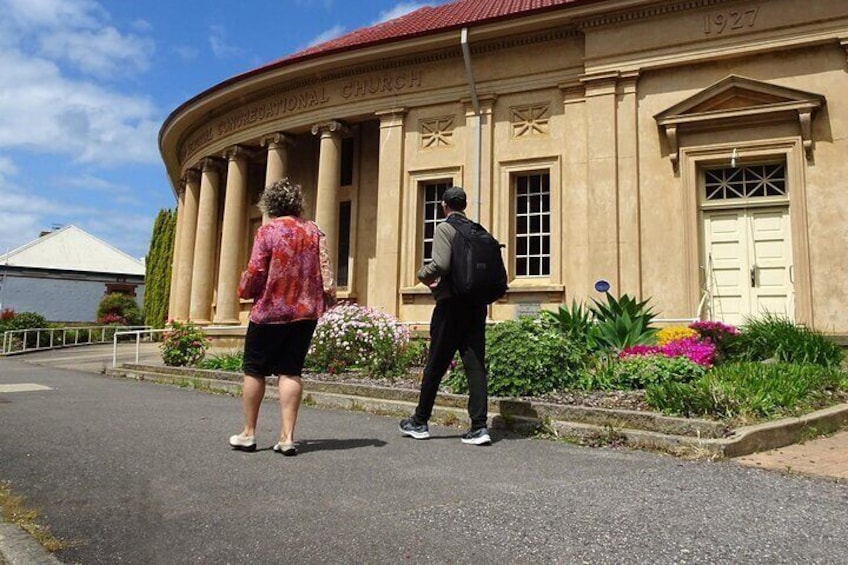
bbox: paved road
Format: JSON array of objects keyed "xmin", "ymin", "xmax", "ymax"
[{"xmin": 1, "ymin": 357, "xmax": 848, "ymax": 565}]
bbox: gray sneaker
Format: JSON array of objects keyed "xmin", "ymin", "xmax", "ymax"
[
  {"xmin": 399, "ymin": 417, "xmax": 430, "ymax": 439},
  {"xmin": 461, "ymin": 427, "xmax": 491, "ymax": 445}
]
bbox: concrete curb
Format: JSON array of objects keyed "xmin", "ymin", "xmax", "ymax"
[
  {"xmin": 0, "ymin": 524, "xmax": 64, "ymax": 565},
  {"xmin": 106, "ymin": 364, "xmax": 848, "ymax": 459}
]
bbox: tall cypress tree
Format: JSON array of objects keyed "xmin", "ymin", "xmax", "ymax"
[{"xmin": 143, "ymin": 209, "xmax": 176, "ymax": 328}]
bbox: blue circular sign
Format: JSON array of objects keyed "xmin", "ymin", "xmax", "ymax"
[{"xmin": 594, "ymin": 279, "xmax": 610, "ymax": 293}]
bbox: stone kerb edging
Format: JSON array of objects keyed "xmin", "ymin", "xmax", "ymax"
[{"xmin": 107, "ymin": 364, "xmax": 848, "ymax": 459}]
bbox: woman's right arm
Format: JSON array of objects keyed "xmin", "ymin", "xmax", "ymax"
[{"xmin": 238, "ymin": 227, "xmax": 270, "ymax": 300}]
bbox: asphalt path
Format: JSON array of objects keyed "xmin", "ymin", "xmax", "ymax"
[{"xmin": 1, "ymin": 357, "xmax": 847, "ymax": 564}]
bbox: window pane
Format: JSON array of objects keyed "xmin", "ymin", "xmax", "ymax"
[
  {"xmin": 516, "ymin": 257, "xmax": 527, "ymax": 276},
  {"xmin": 336, "ymin": 201, "xmax": 352, "ymax": 286},
  {"xmin": 517, "ymin": 237, "xmax": 528, "ymax": 255},
  {"xmin": 422, "ymin": 181, "xmax": 449, "ymax": 263},
  {"xmin": 340, "ymin": 138, "xmax": 354, "ymax": 187},
  {"xmin": 513, "ymin": 171, "xmax": 551, "ymax": 278}
]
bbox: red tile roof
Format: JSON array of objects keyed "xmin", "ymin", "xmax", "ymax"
[{"xmin": 260, "ymin": 0, "xmax": 601, "ymax": 71}]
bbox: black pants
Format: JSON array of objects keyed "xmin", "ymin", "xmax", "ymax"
[{"xmin": 414, "ymin": 297, "xmax": 488, "ymax": 429}]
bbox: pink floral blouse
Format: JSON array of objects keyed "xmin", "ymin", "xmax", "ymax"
[{"xmin": 237, "ymin": 216, "xmax": 335, "ymax": 324}]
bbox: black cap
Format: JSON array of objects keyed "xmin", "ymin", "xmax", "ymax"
[{"xmin": 442, "ymin": 186, "xmax": 467, "ymax": 210}]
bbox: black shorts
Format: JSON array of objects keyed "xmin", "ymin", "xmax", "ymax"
[{"xmin": 243, "ymin": 320, "xmax": 318, "ymax": 377}]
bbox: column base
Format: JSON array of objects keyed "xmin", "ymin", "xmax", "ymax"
[{"xmin": 211, "ymin": 318, "xmax": 242, "ymax": 326}]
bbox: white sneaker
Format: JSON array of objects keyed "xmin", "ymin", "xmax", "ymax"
[
  {"xmin": 273, "ymin": 442, "xmax": 297, "ymax": 456},
  {"xmin": 229, "ymin": 434, "xmax": 256, "ymax": 452}
]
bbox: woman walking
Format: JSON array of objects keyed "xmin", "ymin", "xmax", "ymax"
[{"xmin": 229, "ymin": 178, "xmax": 335, "ymax": 456}]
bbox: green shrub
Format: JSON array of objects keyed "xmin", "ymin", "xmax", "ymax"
[
  {"xmin": 402, "ymin": 339, "xmax": 429, "ymax": 368},
  {"xmin": 646, "ymin": 361, "xmax": 846, "ymax": 420},
  {"xmin": 542, "ymin": 300, "xmax": 597, "ymax": 350},
  {"xmin": 198, "ymin": 350, "xmax": 243, "ymax": 372},
  {"xmin": 160, "ymin": 320, "xmax": 208, "ymax": 366},
  {"xmin": 306, "ymin": 304, "xmax": 411, "ymax": 378},
  {"xmin": 445, "ymin": 315, "xmax": 589, "ymax": 397},
  {"xmin": 96, "ymin": 293, "xmax": 142, "ymax": 326},
  {"xmin": 3, "ymin": 312, "xmax": 49, "ymax": 348},
  {"xmin": 729, "ymin": 313, "xmax": 844, "ymax": 367},
  {"xmin": 607, "ymin": 354, "xmax": 706, "ymax": 390},
  {"xmin": 5, "ymin": 311, "xmax": 48, "ymax": 331}
]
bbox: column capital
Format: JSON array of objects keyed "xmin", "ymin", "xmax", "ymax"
[
  {"xmin": 260, "ymin": 132, "xmax": 294, "ymax": 149},
  {"xmin": 180, "ymin": 168, "xmax": 201, "ymax": 188},
  {"xmin": 462, "ymin": 94, "xmax": 497, "ymax": 115},
  {"xmin": 222, "ymin": 145, "xmax": 255, "ymax": 162},
  {"xmin": 375, "ymin": 108, "xmax": 406, "ymax": 128},
  {"xmin": 311, "ymin": 120, "xmax": 348, "ymax": 137},
  {"xmin": 200, "ymin": 156, "xmax": 225, "ymax": 173}
]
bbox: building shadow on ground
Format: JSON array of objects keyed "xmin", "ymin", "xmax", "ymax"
[{"xmin": 298, "ymin": 438, "xmax": 387, "ymax": 453}]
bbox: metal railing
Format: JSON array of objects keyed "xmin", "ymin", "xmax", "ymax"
[
  {"xmin": 2, "ymin": 325, "xmax": 150, "ymax": 355},
  {"xmin": 112, "ymin": 326, "xmax": 248, "ymax": 368}
]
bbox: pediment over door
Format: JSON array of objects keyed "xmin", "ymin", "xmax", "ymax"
[{"xmin": 654, "ymin": 75, "xmax": 825, "ymax": 171}]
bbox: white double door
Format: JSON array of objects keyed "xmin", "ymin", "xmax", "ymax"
[{"xmin": 703, "ymin": 206, "xmax": 794, "ymax": 326}]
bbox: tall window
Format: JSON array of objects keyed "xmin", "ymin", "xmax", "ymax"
[
  {"xmin": 514, "ymin": 172, "xmax": 550, "ymax": 277},
  {"xmin": 340, "ymin": 137, "xmax": 354, "ymax": 187},
  {"xmin": 337, "ymin": 201, "xmax": 351, "ymax": 287},
  {"xmin": 422, "ymin": 181, "xmax": 449, "ymax": 264}
]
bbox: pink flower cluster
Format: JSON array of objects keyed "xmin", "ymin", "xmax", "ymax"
[
  {"xmin": 98, "ymin": 313, "xmax": 127, "ymax": 325},
  {"xmin": 620, "ymin": 336, "xmax": 716, "ymax": 368},
  {"xmin": 689, "ymin": 320, "xmax": 738, "ymax": 342}
]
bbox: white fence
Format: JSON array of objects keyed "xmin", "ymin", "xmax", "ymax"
[
  {"xmin": 111, "ymin": 326, "xmax": 248, "ymax": 368},
  {"xmin": 2, "ymin": 325, "xmax": 150, "ymax": 356}
]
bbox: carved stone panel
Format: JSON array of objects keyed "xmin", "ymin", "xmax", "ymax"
[
  {"xmin": 511, "ymin": 104, "xmax": 550, "ymax": 138},
  {"xmin": 420, "ymin": 116, "xmax": 454, "ymax": 149}
]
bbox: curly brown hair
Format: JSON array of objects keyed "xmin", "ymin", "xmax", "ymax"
[{"xmin": 259, "ymin": 178, "xmax": 304, "ymax": 218}]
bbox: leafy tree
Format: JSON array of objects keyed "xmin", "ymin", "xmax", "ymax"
[{"xmin": 142, "ymin": 209, "xmax": 177, "ymax": 328}]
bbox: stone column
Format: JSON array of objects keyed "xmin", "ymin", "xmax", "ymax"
[
  {"xmin": 167, "ymin": 183, "xmax": 186, "ymax": 321},
  {"xmin": 370, "ymin": 109, "xmax": 406, "ymax": 314},
  {"xmin": 311, "ymin": 120, "xmax": 345, "ymax": 268},
  {"xmin": 189, "ymin": 158, "xmax": 223, "ymax": 324},
  {"xmin": 260, "ymin": 133, "xmax": 293, "ymax": 224},
  {"xmin": 173, "ymin": 169, "xmax": 200, "ymax": 321},
  {"xmin": 214, "ymin": 146, "xmax": 249, "ymax": 324},
  {"xmin": 582, "ymin": 72, "xmax": 621, "ymax": 294}
]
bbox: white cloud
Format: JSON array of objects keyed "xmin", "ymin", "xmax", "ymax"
[
  {"xmin": 2, "ymin": 0, "xmax": 105, "ymax": 31},
  {"xmin": 209, "ymin": 24, "xmax": 244, "ymax": 59},
  {"xmin": 305, "ymin": 24, "xmax": 346, "ymax": 48},
  {"xmin": 0, "ymin": 49, "xmax": 160, "ymax": 165},
  {"xmin": 374, "ymin": 2, "xmax": 432, "ymax": 24},
  {"xmin": 173, "ymin": 45, "xmax": 199, "ymax": 62},
  {"xmin": 0, "ymin": 0, "xmax": 160, "ymax": 166},
  {"xmin": 1, "ymin": 0, "xmax": 153, "ymax": 78},
  {"xmin": 39, "ymin": 26, "xmax": 154, "ymax": 76}
]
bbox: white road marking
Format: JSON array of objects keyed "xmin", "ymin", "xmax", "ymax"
[{"xmin": 0, "ymin": 384, "xmax": 53, "ymax": 393}]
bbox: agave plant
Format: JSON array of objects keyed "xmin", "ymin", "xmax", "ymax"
[
  {"xmin": 542, "ymin": 300, "xmax": 597, "ymax": 349},
  {"xmin": 589, "ymin": 293, "xmax": 657, "ymax": 350}
]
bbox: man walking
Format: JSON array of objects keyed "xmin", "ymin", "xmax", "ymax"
[{"xmin": 399, "ymin": 186, "xmax": 491, "ymax": 445}]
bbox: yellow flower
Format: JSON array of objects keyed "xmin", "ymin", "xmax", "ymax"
[{"xmin": 656, "ymin": 326, "xmax": 698, "ymax": 346}]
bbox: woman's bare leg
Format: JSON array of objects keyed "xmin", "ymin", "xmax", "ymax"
[
  {"xmin": 278, "ymin": 375, "xmax": 303, "ymax": 444},
  {"xmin": 240, "ymin": 375, "xmax": 265, "ymax": 436}
]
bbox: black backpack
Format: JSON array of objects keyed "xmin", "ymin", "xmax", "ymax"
[{"xmin": 445, "ymin": 215, "xmax": 508, "ymax": 305}]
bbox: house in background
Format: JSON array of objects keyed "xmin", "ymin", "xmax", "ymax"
[{"xmin": 0, "ymin": 225, "xmax": 145, "ymax": 322}]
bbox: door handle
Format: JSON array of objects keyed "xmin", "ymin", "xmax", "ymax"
[
  {"xmin": 750, "ymin": 266, "xmax": 756, "ymax": 287},
  {"xmin": 789, "ymin": 265, "xmax": 795, "ymax": 284}
]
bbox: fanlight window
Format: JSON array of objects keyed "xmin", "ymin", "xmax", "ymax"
[{"xmin": 704, "ymin": 164, "xmax": 786, "ymax": 201}]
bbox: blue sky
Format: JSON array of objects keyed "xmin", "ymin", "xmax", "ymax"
[{"xmin": 0, "ymin": 0, "xmax": 447, "ymax": 260}]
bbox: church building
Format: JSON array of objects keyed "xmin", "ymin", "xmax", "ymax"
[{"xmin": 159, "ymin": 0, "xmax": 848, "ymax": 335}]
